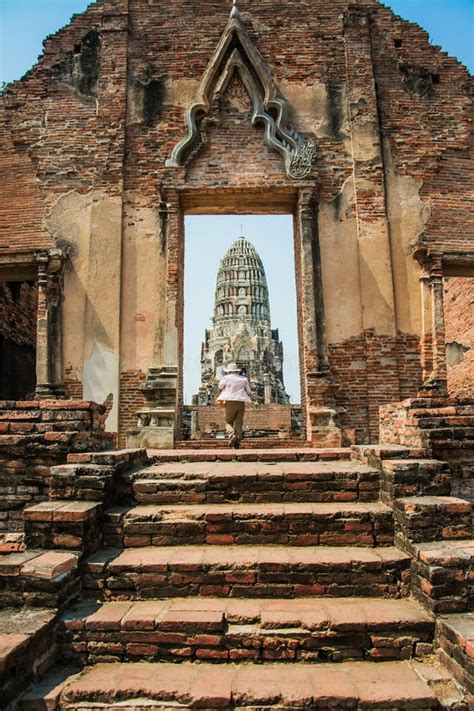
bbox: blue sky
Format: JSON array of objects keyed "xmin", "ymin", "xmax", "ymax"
[
  {"xmin": 1, "ymin": 1, "xmax": 472, "ymax": 404},
  {"xmin": 1, "ymin": 0, "xmax": 472, "ymax": 83}
]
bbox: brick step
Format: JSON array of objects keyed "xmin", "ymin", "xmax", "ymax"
[
  {"xmin": 21, "ymin": 659, "xmax": 445, "ymax": 709},
  {"xmin": 394, "ymin": 496, "xmax": 472, "ymax": 545},
  {"xmin": 58, "ymin": 596, "xmax": 433, "ymax": 665},
  {"xmin": 148, "ymin": 447, "xmax": 351, "ymax": 462},
  {"xmin": 0, "ymin": 607, "xmax": 56, "ymax": 710},
  {"xmin": 410, "ymin": 539, "xmax": 474, "ymax": 614},
  {"xmin": 0, "ymin": 550, "xmax": 79, "ymax": 608},
  {"xmin": 102, "ymin": 501, "xmax": 393, "ymax": 547},
  {"xmin": 82, "ymin": 545, "xmax": 411, "ymax": 600},
  {"xmin": 437, "ymin": 613, "xmax": 474, "ymax": 695},
  {"xmin": 122, "ymin": 460, "xmax": 380, "ymax": 505}
]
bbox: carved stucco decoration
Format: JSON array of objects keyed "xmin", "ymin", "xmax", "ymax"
[{"xmin": 165, "ymin": 1, "xmax": 316, "ymax": 179}]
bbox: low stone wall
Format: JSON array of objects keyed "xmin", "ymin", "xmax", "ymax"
[
  {"xmin": 188, "ymin": 403, "xmax": 295, "ymax": 438},
  {"xmin": 379, "ymin": 397, "xmax": 474, "ymax": 527},
  {"xmin": 0, "ymin": 399, "xmax": 113, "ymax": 534}
]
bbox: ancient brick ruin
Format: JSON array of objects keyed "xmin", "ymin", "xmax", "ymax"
[{"xmin": 0, "ymin": 0, "xmax": 473, "ymax": 707}]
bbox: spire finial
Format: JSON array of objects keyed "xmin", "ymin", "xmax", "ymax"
[{"xmin": 230, "ymin": 0, "xmax": 240, "ymax": 19}]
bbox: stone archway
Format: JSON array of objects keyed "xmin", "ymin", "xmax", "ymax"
[{"xmin": 127, "ymin": 4, "xmax": 342, "ymax": 449}]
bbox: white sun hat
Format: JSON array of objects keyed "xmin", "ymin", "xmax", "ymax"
[{"xmin": 224, "ymin": 362, "xmax": 240, "ymax": 373}]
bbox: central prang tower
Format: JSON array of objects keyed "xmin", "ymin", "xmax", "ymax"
[{"xmin": 195, "ymin": 235, "xmax": 289, "ymax": 405}]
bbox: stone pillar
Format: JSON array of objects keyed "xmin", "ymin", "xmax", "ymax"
[
  {"xmin": 419, "ymin": 270, "xmax": 433, "ymax": 383},
  {"xmin": 35, "ymin": 252, "xmax": 65, "ymax": 398},
  {"xmin": 297, "ymin": 188, "xmax": 341, "ymax": 446},
  {"xmin": 430, "ymin": 271, "xmax": 448, "ymax": 392},
  {"xmin": 416, "ymin": 252, "xmax": 448, "ymax": 396},
  {"xmin": 343, "ymin": 5, "xmax": 400, "ymax": 441}
]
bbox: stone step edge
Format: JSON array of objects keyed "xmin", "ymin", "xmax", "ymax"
[
  {"xmin": 23, "ymin": 659, "xmax": 443, "ymax": 709},
  {"xmin": 61, "ymin": 595, "xmax": 434, "ymax": 632},
  {"xmin": 105, "ymin": 501, "xmax": 392, "ymax": 518},
  {"xmin": 148, "ymin": 447, "xmax": 352, "ymax": 462},
  {"xmin": 83, "ymin": 545, "xmax": 411, "ymax": 573}
]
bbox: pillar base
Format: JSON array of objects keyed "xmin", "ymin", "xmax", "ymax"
[
  {"xmin": 307, "ymin": 406, "xmax": 343, "ymax": 447},
  {"xmin": 34, "ymin": 383, "xmax": 66, "ymax": 399},
  {"xmin": 127, "ymin": 425, "xmax": 175, "ymax": 450},
  {"xmin": 417, "ymin": 376, "xmax": 448, "ymax": 398},
  {"xmin": 128, "ymin": 366, "xmax": 177, "ymax": 449}
]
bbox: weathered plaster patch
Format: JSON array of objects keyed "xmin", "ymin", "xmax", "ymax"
[
  {"xmin": 121, "ymin": 193, "xmax": 166, "ymax": 372},
  {"xmin": 280, "ymin": 81, "xmax": 350, "ymax": 141},
  {"xmin": 83, "ymin": 342, "xmax": 119, "ymax": 432},
  {"xmin": 385, "ymin": 158, "xmax": 432, "ymax": 335},
  {"xmin": 446, "ymin": 340, "xmax": 470, "ymax": 366},
  {"xmin": 164, "ymin": 78, "xmax": 200, "ymax": 108},
  {"xmin": 319, "ymin": 175, "xmax": 364, "ymax": 343}
]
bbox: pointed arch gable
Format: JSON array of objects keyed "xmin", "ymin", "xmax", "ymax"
[{"xmin": 165, "ymin": 3, "xmax": 316, "ymax": 179}]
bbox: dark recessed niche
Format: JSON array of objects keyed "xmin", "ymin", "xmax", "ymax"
[
  {"xmin": 74, "ymin": 43, "xmax": 82, "ymax": 55},
  {"xmin": 432, "ymin": 73, "xmax": 441, "ymax": 84},
  {"xmin": 394, "ymin": 38, "xmax": 403, "ymax": 48}
]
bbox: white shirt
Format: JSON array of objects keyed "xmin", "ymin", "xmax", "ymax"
[{"xmin": 217, "ymin": 373, "xmax": 252, "ymax": 402}]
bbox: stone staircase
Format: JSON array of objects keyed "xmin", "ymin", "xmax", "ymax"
[{"xmin": 0, "ymin": 446, "xmax": 472, "ymax": 709}]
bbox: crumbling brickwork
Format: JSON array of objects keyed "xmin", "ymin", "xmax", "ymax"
[{"xmin": 0, "ymin": 399, "xmax": 113, "ymax": 533}]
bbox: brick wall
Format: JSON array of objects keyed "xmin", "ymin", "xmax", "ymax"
[
  {"xmin": 444, "ymin": 276, "xmax": 474, "ymax": 398},
  {"xmin": 329, "ymin": 330, "xmax": 422, "ymax": 444}
]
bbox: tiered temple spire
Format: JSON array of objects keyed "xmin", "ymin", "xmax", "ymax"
[{"xmin": 195, "ymin": 236, "xmax": 289, "ymax": 405}]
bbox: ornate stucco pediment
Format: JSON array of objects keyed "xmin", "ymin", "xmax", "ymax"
[{"xmin": 165, "ymin": 1, "xmax": 316, "ymax": 179}]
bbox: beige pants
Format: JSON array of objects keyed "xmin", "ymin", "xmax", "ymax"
[{"xmin": 225, "ymin": 401, "xmax": 245, "ymax": 440}]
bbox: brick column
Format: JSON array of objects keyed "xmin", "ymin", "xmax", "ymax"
[{"xmin": 343, "ymin": 5, "xmax": 400, "ymax": 441}]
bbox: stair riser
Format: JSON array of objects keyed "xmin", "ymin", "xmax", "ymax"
[
  {"xmin": 83, "ymin": 565, "xmax": 411, "ymax": 600},
  {"xmin": 394, "ymin": 512, "xmax": 471, "ymax": 544},
  {"xmin": 58, "ymin": 624, "xmax": 433, "ymax": 666},
  {"xmin": 103, "ymin": 512, "xmax": 394, "ymax": 548},
  {"xmin": 380, "ymin": 469, "xmax": 451, "ymax": 502},
  {"xmin": 123, "ymin": 473, "xmax": 380, "ymax": 505},
  {"xmin": 411, "ymin": 558, "xmax": 473, "ymax": 614}
]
